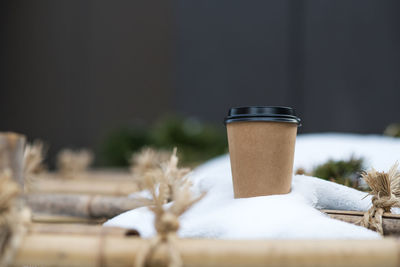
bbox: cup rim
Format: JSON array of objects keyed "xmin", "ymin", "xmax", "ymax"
[{"xmin": 224, "ymin": 106, "xmax": 301, "ymax": 126}]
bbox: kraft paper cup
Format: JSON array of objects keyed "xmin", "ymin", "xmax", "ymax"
[{"xmin": 224, "ymin": 106, "xmax": 301, "ymax": 198}]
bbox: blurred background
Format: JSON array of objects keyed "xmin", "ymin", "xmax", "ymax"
[{"xmin": 1, "ymin": 0, "xmax": 399, "ymax": 167}]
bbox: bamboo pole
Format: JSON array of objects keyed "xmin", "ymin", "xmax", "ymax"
[
  {"xmin": 29, "ymin": 223, "xmax": 138, "ymax": 236},
  {"xmin": 38, "ymin": 169, "xmax": 134, "ymax": 181},
  {"xmin": 322, "ymin": 209, "xmax": 400, "ymax": 236},
  {"xmin": 13, "ymin": 236, "xmax": 400, "ymax": 267},
  {"xmin": 0, "ymin": 132, "xmax": 25, "ymax": 186},
  {"xmin": 25, "ymin": 193, "xmax": 149, "ymax": 219},
  {"xmin": 29, "ymin": 176, "xmax": 138, "ymax": 196},
  {"xmin": 30, "ymin": 214, "xmax": 107, "ymax": 224}
]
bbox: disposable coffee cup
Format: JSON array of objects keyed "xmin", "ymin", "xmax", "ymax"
[{"xmin": 224, "ymin": 106, "xmax": 301, "ymax": 198}]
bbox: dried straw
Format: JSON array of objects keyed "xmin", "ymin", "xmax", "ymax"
[
  {"xmin": 131, "ymin": 148, "xmax": 190, "ymax": 203},
  {"xmin": 23, "ymin": 140, "xmax": 46, "ymax": 176},
  {"xmin": 23, "ymin": 140, "xmax": 46, "ymax": 191},
  {"xmin": 130, "ymin": 147, "xmax": 171, "ymax": 190},
  {"xmin": 360, "ymin": 162, "xmax": 400, "ymax": 235},
  {"xmin": 56, "ymin": 149, "xmax": 93, "ymax": 178},
  {"xmin": 0, "ymin": 170, "xmax": 30, "ymax": 267},
  {"xmin": 0, "ymin": 132, "xmax": 26, "ymax": 187},
  {"xmin": 135, "ymin": 148, "xmax": 205, "ymax": 267}
]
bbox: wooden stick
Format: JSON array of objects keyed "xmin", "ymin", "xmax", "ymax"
[
  {"xmin": 25, "ymin": 193, "xmax": 149, "ymax": 219},
  {"xmin": 0, "ymin": 132, "xmax": 25, "ymax": 186},
  {"xmin": 13, "ymin": 236, "xmax": 400, "ymax": 267},
  {"xmin": 322, "ymin": 209, "xmax": 400, "ymax": 236}
]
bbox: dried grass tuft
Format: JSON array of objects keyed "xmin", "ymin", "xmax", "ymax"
[
  {"xmin": 361, "ymin": 162, "xmax": 400, "ymax": 210},
  {"xmin": 360, "ymin": 162, "xmax": 400, "ymax": 235},
  {"xmin": 0, "ymin": 170, "xmax": 20, "ymax": 216},
  {"xmin": 130, "ymin": 147, "xmax": 170, "ymax": 190},
  {"xmin": 131, "ymin": 148, "xmax": 190, "ymax": 202},
  {"xmin": 136, "ymin": 148, "xmax": 205, "ymax": 267},
  {"xmin": 23, "ymin": 141, "xmax": 47, "ymax": 191},
  {"xmin": 56, "ymin": 149, "xmax": 93, "ymax": 178},
  {"xmin": 23, "ymin": 140, "xmax": 46, "ymax": 176},
  {"xmin": 0, "ymin": 170, "xmax": 30, "ymax": 267}
]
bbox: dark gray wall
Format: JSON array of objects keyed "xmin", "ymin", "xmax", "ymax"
[
  {"xmin": 302, "ymin": 0, "xmax": 400, "ymax": 133},
  {"xmin": 174, "ymin": 1, "xmax": 293, "ymax": 121},
  {"xmin": 174, "ymin": 0, "xmax": 400, "ymax": 133},
  {"xmin": 1, "ymin": 1, "xmax": 400, "ymax": 162},
  {"xmin": 0, "ymin": 0, "xmax": 172, "ymax": 159}
]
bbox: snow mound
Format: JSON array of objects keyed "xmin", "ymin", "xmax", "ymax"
[{"xmin": 105, "ymin": 133, "xmax": 400, "ymax": 239}]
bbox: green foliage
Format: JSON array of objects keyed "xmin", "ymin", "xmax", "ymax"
[
  {"xmin": 384, "ymin": 123, "xmax": 400, "ymax": 137},
  {"xmin": 100, "ymin": 115, "xmax": 227, "ymax": 167},
  {"xmin": 150, "ymin": 116, "xmax": 227, "ymax": 165},
  {"xmin": 100, "ymin": 127, "xmax": 150, "ymax": 166},
  {"xmin": 311, "ymin": 157, "xmax": 365, "ymax": 189}
]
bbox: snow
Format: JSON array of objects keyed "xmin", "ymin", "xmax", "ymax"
[
  {"xmin": 104, "ymin": 133, "xmax": 400, "ymax": 239},
  {"xmin": 294, "ymin": 133, "xmax": 400, "ymax": 172}
]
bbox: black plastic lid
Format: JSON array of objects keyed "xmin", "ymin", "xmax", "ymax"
[{"xmin": 224, "ymin": 106, "xmax": 301, "ymax": 125}]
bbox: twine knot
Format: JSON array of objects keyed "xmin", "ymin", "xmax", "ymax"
[
  {"xmin": 155, "ymin": 213, "xmax": 180, "ymax": 240},
  {"xmin": 140, "ymin": 214, "xmax": 181, "ymax": 267},
  {"xmin": 136, "ymin": 207, "xmax": 183, "ymax": 267},
  {"xmin": 360, "ymin": 163, "xmax": 400, "ymax": 235},
  {"xmin": 371, "ymin": 194, "xmax": 399, "ymax": 211}
]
